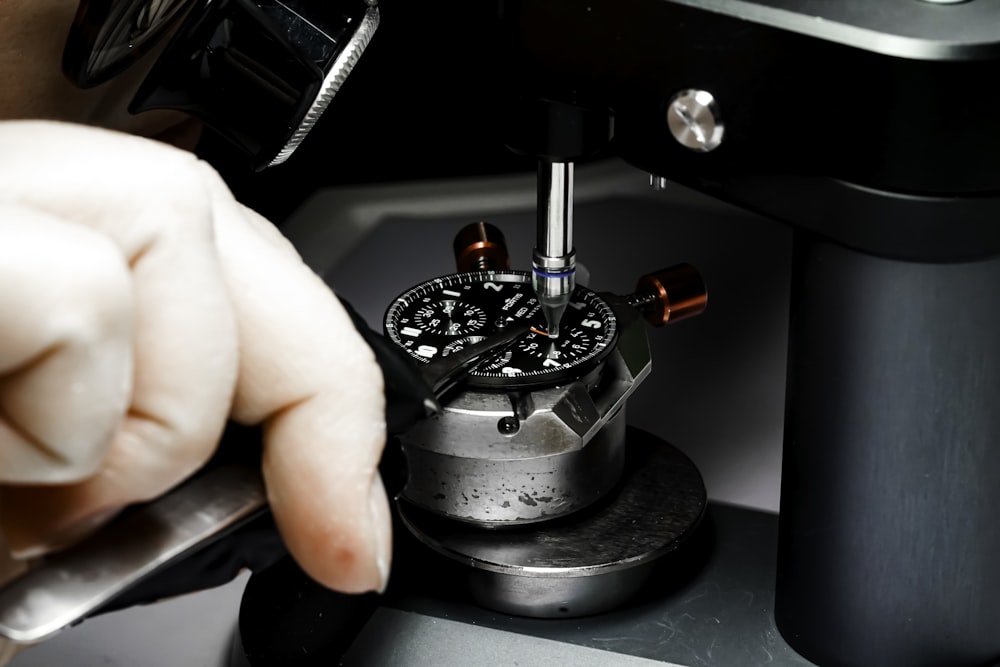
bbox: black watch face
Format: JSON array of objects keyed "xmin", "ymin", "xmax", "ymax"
[{"xmin": 384, "ymin": 271, "xmax": 618, "ymax": 389}]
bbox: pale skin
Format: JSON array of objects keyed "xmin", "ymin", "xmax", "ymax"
[{"xmin": 0, "ymin": 0, "xmax": 392, "ymax": 649}]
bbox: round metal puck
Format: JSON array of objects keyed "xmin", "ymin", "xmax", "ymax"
[{"xmin": 398, "ymin": 428, "xmax": 707, "ymax": 617}]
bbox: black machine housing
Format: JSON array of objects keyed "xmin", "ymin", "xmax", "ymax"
[{"xmin": 497, "ymin": 2, "xmax": 1000, "ymax": 666}]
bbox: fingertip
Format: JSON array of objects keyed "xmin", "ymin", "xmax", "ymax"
[
  {"xmin": 369, "ymin": 474, "xmax": 392, "ymax": 593},
  {"xmin": 264, "ymin": 446, "xmax": 392, "ymax": 595}
]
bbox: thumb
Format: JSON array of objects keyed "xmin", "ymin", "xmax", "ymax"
[{"xmin": 207, "ymin": 174, "xmax": 390, "ymax": 593}]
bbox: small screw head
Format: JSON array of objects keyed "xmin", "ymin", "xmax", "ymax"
[
  {"xmin": 667, "ymin": 89, "xmax": 725, "ymax": 153},
  {"xmin": 497, "ymin": 416, "xmax": 520, "ymax": 435}
]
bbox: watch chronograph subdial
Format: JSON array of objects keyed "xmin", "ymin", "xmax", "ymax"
[
  {"xmin": 442, "ymin": 336, "xmax": 485, "ymax": 357},
  {"xmin": 516, "ymin": 329, "xmax": 596, "ymax": 365},
  {"xmin": 414, "ymin": 301, "xmax": 487, "ymax": 336}
]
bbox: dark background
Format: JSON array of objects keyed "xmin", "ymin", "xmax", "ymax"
[{"xmin": 199, "ymin": 1, "xmax": 533, "ymax": 222}]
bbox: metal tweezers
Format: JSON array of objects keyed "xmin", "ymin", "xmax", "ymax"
[{"xmin": 0, "ymin": 326, "xmax": 526, "ymax": 645}]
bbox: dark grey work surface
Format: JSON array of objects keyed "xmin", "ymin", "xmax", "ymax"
[
  {"xmin": 344, "ymin": 609, "xmax": 678, "ymax": 666},
  {"xmin": 10, "ymin": 504, "xmax": 807, "ymax": 667},
  {"xmin": 367, "ymin": 504, "xmax": 812, "ymax": 667}
]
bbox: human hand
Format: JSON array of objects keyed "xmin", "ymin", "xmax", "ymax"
[{"xmin": 0, "ymin": 121, "xmax": 390, "ymax": 596}]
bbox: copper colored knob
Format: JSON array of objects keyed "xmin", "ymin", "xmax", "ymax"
[
  {"xmin": 453, "ymin": 222, "xmax": 511, "ymax": 273},
  {"xmin": 631, "ymin": 264, "xmax": 707, "ymax": 327}
]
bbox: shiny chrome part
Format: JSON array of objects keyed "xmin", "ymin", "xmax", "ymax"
[
  {"xmin": 398, "ymin": 429, "xmax": 707, "ymax": 618},
  {"xmin": 649, "ymin": 174, "xmax": 671, "ymax": 191},
  {"xmin": 667, "ymin": 89, "xmax": 725, "ymax": 153},
  {"xmin": 531, "ymin": 249, "xmax": 576, "ymax": 339},
  {"xmin": 533, "ymin": 162, "xmax": 576, "ymax": 338},
  {"xmin": 269, "ymin": 5, "xmax": 380, "ymax": 167},
  {"xmin": 539, "ymin": 162, "xmax": 574, "ymax": 256},
  {"xmin": 0, "ymin": 465, "xmax": 267, "ymax": 644},
  {"xmin": 399, "ymin": 304, "xmax": 650, "ymax": 526}
]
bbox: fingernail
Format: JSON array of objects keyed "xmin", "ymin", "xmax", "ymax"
[
  {"xmin": 8, "ymin": 508, "xmax": 120, "ymax": 560},
  {"xmin": 368, "ymin": 475, "xmax": 392, "ymax": 594}
]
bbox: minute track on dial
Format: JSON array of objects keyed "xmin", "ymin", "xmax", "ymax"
[{"xmin": 384, "ymin": 271, "xmax": 618, "ymax": 389}]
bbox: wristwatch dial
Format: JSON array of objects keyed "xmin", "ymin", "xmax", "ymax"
[{"xmin": 384, "ymin": 271, "xmax": 618, "ymax": 389}]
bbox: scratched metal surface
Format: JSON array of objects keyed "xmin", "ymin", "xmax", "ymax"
[{"xmin": 381, "ymin": 503, "xmax": 813, "ymax": 666}]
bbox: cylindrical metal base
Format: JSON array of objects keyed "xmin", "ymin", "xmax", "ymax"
[
  {"xmin": 401, "ymin": 400, "xmax": 627, "ymax": 526},
  {"xmin": 775, "ymin": 235, "xmax": 1000, "ymax": 667},
  {"xmin": 399, "ymin": 428, "xmax": 706, "ymax": 618}
]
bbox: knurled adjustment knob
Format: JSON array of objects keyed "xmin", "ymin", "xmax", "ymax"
[
  {"xmin": 453, "ymin": 222, "xmax": 511, "ymax": 273},
  {"xmin": 629, "ymin": 264, "xmax": 707, "ymax": 327}
]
